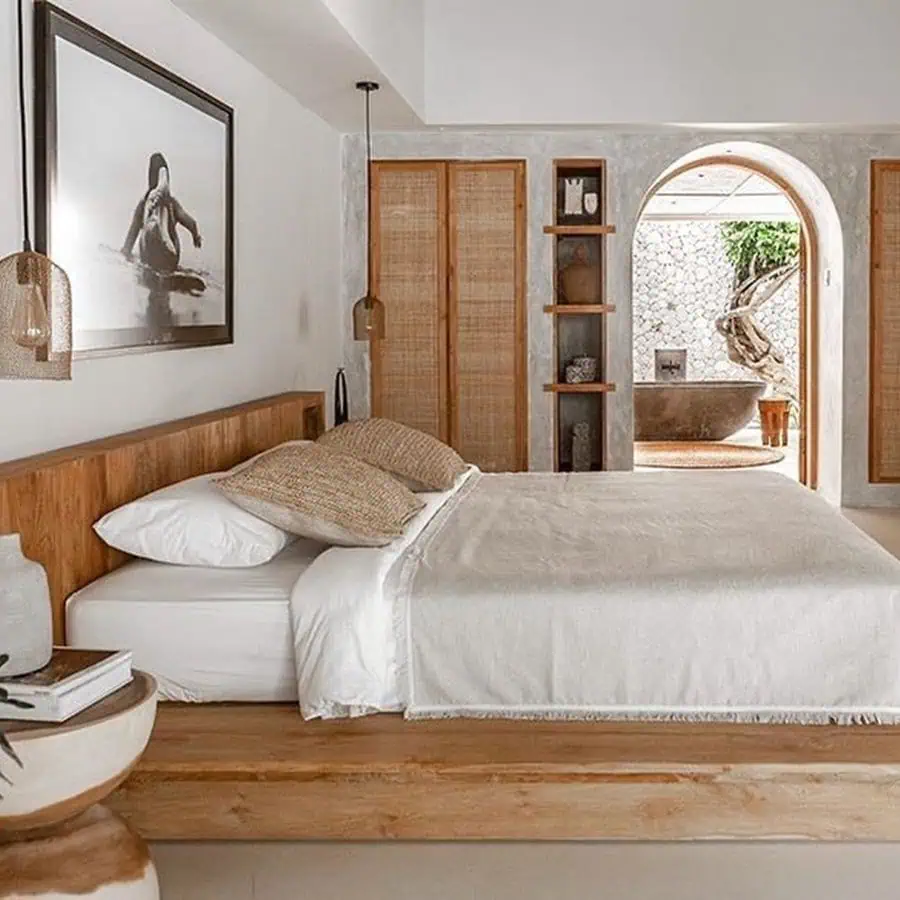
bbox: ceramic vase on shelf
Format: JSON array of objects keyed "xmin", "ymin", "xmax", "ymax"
[
  {"xmin": 565, "ymin": 356, "xmax": 599, "ymax": 384},
  {"xmin": 0, "ymin": 533, "xmax": 52, "ymax": 677},
  {"xmin": 560, "ymin": 243, "xmax": 600, "ymax": 305},
  {"xmin": 572, "ymin": 422, "xmax": 593, "ymax": 473}
]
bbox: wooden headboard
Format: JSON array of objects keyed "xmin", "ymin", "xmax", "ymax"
[{"xmin": 0, "ymin": 392, "xmax": 325, "ymax": 642}]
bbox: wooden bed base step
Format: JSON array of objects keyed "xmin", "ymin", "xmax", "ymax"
[{"xmin": 108, "ymin": 704, "xmax": 900, "ymax": 841}]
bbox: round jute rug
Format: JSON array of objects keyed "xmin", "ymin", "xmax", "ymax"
[{"xmin": 634, "ymin": 441, "xmax": 785, "ymax": 470}]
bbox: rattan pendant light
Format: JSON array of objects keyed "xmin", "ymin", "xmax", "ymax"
[
  {"xmin": 352, "ymin": 80, "xmax": 385, "ymax": 341},
  {"xmin": 0, "ymin": 0, "xmax": 72, "ymax": 379}
]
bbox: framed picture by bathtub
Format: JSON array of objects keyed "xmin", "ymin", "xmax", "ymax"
[{"xmin": 34, "ymin": 3, "xmax": 234, "ymax": 357}]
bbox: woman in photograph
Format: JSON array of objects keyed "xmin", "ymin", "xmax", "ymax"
[{"xmin": 121, "ymin": 151, "xmax": 205, "ymax": 293}]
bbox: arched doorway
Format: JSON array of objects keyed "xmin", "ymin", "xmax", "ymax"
[{"xmin": 632, "ymin": 143, "xmax": 844, "ymax": 494}]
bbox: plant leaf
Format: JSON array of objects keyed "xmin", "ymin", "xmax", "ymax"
[{"xmin": 0, "ymin": 731, "xmax": 22, "ymax": 769}]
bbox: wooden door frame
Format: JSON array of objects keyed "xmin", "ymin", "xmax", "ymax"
[
  {"xmin": 369, "ymin": 158, "xmax": 529, "ymax": 471},
  {"xmin": 636, "ymin": 156, "xmax": 819, "ymax": 489}
]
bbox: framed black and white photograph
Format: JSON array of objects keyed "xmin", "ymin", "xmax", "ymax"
[{"xmin": 35, "ymin": 3, "xmax": 234, "ymax": 357}]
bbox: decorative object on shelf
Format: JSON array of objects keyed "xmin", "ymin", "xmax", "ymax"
[
  {"xmin": 559, "ymin": 242, "xmax": 601, "ymax": 305},
  {"xmin": 0, "ymin": 534, "xmax": 52, "ymax": 678},
  {"xmin": 35, "ymin": 3, "xmax": 234, "ymax": 358},
  {"xmin": 563, "ymin": 177, "xmax": 585, "ymax": 217},
  {"xmin": 352, "ymin": 80, "xmax": 386, "ymax": 341},
  {"xmin": 0, "ymin": 0, "xmax": 71, "ymax": 381},
  {"xmin": 556, "ymin": 170, "xmax": 602, "ymax": 225},
  {"xmin": 565, "ymin": 355, "xmax": 598, "ymax": 384},
  {"xmin": 334, "ymin": 367, "xmax": 349, "ymax": 426},
  {"xmin": 655, "ymin": 348, "xmax": 687, "ymax": 382},
  {"xmin": 572, "ymin": 422, "xmax": 592, "ymax": 472}
]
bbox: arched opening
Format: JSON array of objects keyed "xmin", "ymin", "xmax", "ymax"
[{"xmin": 631, "ymin": 143, "xmax": 844, "ymax": 498}]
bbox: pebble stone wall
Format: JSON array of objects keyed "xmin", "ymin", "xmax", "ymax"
[{"xmin": 633, "ymin": 220, "xmax": 799, "ymax": 389}]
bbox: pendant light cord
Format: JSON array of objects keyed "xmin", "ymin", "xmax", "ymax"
[{"xmin": 16, "ymin": 0, "xmax": 32, "ymax": 252}]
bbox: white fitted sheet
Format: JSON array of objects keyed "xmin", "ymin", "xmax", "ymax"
[{"xmin": 66, "ymin": 540, "xmax": 325, "ymax": 702}]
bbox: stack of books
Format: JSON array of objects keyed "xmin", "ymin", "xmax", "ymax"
[{"xmin": 0, "ymin": 649, "xmax": 132, "ymax": 723}]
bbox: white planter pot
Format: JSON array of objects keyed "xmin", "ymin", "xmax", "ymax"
[{"xmin": 0, "ymin": 533, "xmax": 52, "ymax": 677}]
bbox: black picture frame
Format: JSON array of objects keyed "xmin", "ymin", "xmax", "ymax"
[{"xmin": 34, "ymin": 2, "xmax": 234, "ymax": 358}]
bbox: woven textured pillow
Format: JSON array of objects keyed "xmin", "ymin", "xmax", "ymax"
[
  {"xmin": 317, "ymin": 419, "xmax": 468, "ymax": 492},
  {"xmin": 214, "ymin": 443, "xmax": 424, "ymax": 547}
]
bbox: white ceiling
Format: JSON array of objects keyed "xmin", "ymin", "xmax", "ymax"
[
  {"xmin": 172, "ymin": 0, "xmax": 424, "ymax": 130},
  {"xmin": 173, "ymin": 0, "xmax": 900, "ymax": 131},
  {"xmin": 643, "ymin": 166, "xmax": 798, "ymax": 221}
]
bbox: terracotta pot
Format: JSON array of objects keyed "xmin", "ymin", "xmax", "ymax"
[{"xmin": 560, "ymin": 244, "xmax": 600, "ymax": 305}]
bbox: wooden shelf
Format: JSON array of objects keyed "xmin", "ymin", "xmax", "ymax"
[
  {"xmin": 543, "ymin": 224, "xmax": 617, "ymax": 236},
  {"xmin": 544, "ymin": 304, "xmax": 616, "ymax": 316},
  {"xmin": 543, "ymin": 382, "xmax": 617, "ymax": 394}
]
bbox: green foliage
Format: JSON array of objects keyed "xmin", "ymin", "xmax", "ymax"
[
  {"xmin": 720, "ymin": 221, "xmax": 800, "ymax": 284},
  {"xmin": 1, "ymin": 654, "xmax": 31, "ymax": 792}
]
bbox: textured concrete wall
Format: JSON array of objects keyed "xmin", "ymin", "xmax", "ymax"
[
  {"xmin": 633, "ymin": 221, "xmax": 800, "ymax": 390},
  {"xmin": 340, "ymin": 129, "xmax": 896, "ymax": 507}
]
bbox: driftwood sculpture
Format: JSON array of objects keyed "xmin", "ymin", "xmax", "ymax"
[
  {"xmin": 716, "ymin": 222, "xmax": 801, "ymax": 404},
  {"xmin": 715, "ymin": 261, "xmax": 799, "ymax": 402}
]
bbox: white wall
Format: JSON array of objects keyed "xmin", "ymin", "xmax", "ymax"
[
  {"xmin": 0, "ymin": 0, "xmax": 341, "ymax": 463},
  {"xmin": 425, "ymin": 0, "xmax": 900, "ymax": 126}
]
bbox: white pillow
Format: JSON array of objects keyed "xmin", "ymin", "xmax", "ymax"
[{"xmin": 94, "ymin": 474, "xmax": 293, "ymax": 567}]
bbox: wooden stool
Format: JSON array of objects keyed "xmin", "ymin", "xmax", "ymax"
[{"xmin": 758, "ymin": 399, "xmax": 791, "ymax": 448}]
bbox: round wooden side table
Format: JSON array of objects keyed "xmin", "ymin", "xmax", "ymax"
[{"xmin": 0, "ymin": 672, "xmax": 158, "ymax": 899}]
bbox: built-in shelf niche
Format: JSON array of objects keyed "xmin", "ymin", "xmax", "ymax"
[{"xmin": 546, "ymin": 159, "xmax": 614, "ymax": 472}]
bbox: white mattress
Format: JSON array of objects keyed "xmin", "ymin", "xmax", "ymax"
[{"xmin": 66, "ymin": 540, "xmax": 325, "ymax": 702}]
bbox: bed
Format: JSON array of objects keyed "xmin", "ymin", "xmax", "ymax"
[
  {"xmin": 6, "ymin": 392, "xmax": 900, "ymax": 841},
  {"xmin": 67, "ymin": 538, "xmax": 325, "ymax": 702}
]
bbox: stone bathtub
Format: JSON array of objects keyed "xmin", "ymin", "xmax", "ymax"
[{"xmin": 634, "ymin": 380, "xmax": 766, "ymax": 442}]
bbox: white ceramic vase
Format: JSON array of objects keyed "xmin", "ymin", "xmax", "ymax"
[{"xmin": 0, "ymin": 533, "xmax": 52, "ymax": 677}]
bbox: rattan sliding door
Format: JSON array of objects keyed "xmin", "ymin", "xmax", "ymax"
[
  {"xmin": 370, "ymin": 160, "xmax": 527, "ymax": 471},
  {"xmin": 449, "ymin": 162, "xmax": 527, "ymax": 472},
  {"xmin": 370, "ymin": 162, "xmax": 449, "ymax": 441},
  {"xmin": 870, "ymin": 160, "xmax": 900, "ymax": 482}
]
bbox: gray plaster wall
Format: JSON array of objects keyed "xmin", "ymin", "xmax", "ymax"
[
  {"xmin": 633, "ymin": 221, "xmax": 800, "ymax": 391},
  {"xmin": 340, "ymin": 130, "xmax": 898, "ymax": 507}
]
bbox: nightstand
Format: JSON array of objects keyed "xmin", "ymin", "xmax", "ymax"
[{"xmin": 0, "ymin": 672, "xmax": 158, "ymax": 899}]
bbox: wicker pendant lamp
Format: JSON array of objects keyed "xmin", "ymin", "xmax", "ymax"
[
  {"xmin": 0, "ymin": 0, "xmax": 72, "ymax": 380},
  {"xmin": 352, "ymin": 80, "xmax": 385, "ymax": 341}
]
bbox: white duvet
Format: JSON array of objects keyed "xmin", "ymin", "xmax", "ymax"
[
  {"xmin": 291, "ymin": 469, "xmax": 475, "ymax": 718},
  {"xmin": 291, "ymin": 469, "xmax": 900, "ymax": 723}
]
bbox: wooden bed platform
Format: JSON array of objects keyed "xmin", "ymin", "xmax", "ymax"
[
  {"xmin": 5, "ymin": 391, "xmax": 900, "ymax": 842},
  {"xmin": 106, "ymin": 704, "xmax": 900, "ymax": 841}
]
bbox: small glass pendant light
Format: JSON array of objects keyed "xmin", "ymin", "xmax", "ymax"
[
  {"xmin": 0, "ymin": 0, "xmax": 72, "ymax": 379},
  {"xmin": 352, "ymin": 80, "xmax": 386, "ymax": 341}
]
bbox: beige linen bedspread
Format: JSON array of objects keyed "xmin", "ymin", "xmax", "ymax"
[{"xmin": 391, "ymin": 471, "xmax": 900, "ymax": 722}]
